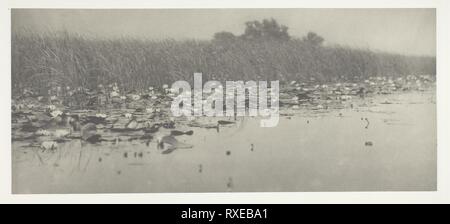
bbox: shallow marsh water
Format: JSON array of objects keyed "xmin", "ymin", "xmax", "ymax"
[{"xmin": 12, "ymin": 89, "xmax": 436, "ymax": 193}]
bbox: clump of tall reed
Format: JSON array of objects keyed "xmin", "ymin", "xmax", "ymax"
[{"xmin": 11, "ymin": 30, "xmax": 436, "ymax": 97}]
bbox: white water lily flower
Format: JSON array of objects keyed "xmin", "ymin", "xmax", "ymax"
[
  {"xmin": 148, "ymin": 86, "xmax": 154, "ymax": 91},
  {"xmin": 50, "ymin": 110, "xmax": 63, "ymax": 118},
  {"xmin": 290, "ymin": 81, "xmax": 296, "ymax": 85},
  {"xmin": 162, "ymin": 84, "xmax": 169, "ymax": 89},
  {"xmin": 120, "ymin": 95, "xmax": 127, "ymax": 100},
  {"xmin": 131, "ymin": 94, "xmax": 140, "ymax": 101},
  {"xmin": 341, "ymin": 95, "xmax": 352, "ymax": 101},
  {"xmin": 36, "ymin": 129, "xmax": 51, "ymax": 136},
  {"xmin": 124, "ymin": 113, "xmax": 133, "ymax": 119},
  {"xmin": 46, "ymin": 105, "xmax": 56, "ymax": 111},
  {"xmin": 113, "ymin": 83, "xmax": 119, "ymax": 92},
  {"xmin": 151, "ymin": 95, "xmax": 158, "ymax": 100},
  {"xmin": 95, "ymin": 113, "xmax": 107, "ymax": 119},
  {"xmin": 110, "ymin": 91, "xmax": 120, "ymax": 98}
]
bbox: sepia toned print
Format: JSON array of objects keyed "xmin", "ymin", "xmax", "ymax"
[{"xmin": 11, "ymin": 9, "xmax": 436, "ymax": 193}]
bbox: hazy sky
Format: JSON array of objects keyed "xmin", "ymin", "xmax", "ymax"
[{"xmin": 12, "ymin": 9, "xmax": 436, "ymax": 56}]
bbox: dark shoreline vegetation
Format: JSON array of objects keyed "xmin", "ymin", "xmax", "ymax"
[
  {"xmin": 12, "ymin": 32, "xmax": 435, "ymax": 101},
  {"xmin": 12, "ymin": 19, "xmax": 435, "ymax": 98}
]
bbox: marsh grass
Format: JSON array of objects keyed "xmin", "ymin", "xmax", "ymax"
[{"xmin": 12, "ymin": 31, "xmax": 435, "ymax": 96}]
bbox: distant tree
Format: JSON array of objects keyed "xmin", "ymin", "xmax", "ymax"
[
  {"xmin": 213, "ymin": 31, "xmax": 237, "ymax": 42},
  {"xmin": 303, "ymin": 32, "xmax": 324, "ymax": 46},
  {"xmin": 241, "ymin": 18, "xmax": 290, "ymax": 41}
]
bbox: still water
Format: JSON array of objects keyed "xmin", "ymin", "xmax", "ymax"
[{"xmin": 12, "ymin": 90, "xmax": 436, "ymax": 193}]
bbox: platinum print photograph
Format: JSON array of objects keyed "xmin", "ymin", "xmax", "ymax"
[{"xmin": 11, "ymin": 9, "xmax": 436, "ymax": 193}]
